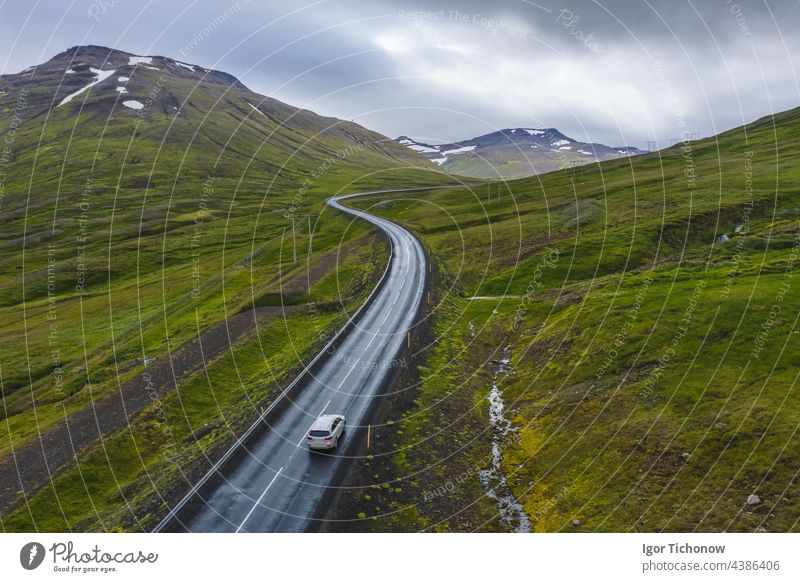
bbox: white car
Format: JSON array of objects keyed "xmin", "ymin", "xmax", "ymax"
[{"xmin": 306, "ymin": 414, "xmax": 346, "ymax": 451}]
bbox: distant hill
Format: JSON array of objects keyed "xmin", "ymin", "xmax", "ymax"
[{"xmin": 396, "ymin": 128, "xmax": 645, "ymax": 179}]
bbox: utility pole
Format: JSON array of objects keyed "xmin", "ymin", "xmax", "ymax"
[
  {"xmin": 291, "ymin": 217, "xmax": 297, "ymax": 263},
  {"xmin": 307, "ymin": 215, "xmax": 312, "ymax": 260},
  {"xmin": 306, "ymin": 215, "xmax": 313, "ymax": 293}
]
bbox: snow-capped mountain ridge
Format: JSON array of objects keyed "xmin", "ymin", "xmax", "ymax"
[{"xmin": 395, "ymin": 128, "xmax": 645, "ymax": 178}]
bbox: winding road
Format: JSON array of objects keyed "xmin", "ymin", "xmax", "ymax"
[{"xmin": 155, "ymin": 189, "xmax": 429, "ymax": 532}]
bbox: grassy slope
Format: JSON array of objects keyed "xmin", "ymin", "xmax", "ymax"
[
  {"xmin": 347, "ymin": 106, "xmax": 800, "ymax": 532},
  {"xmin": 0, "ymin": 49, "xmax": 450, "ymax": 530}
]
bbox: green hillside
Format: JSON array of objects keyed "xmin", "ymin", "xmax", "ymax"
[
  {"xmin": 0, "ymin": 45, "xmax": 446, "ymax": 531},
  {"xmin": 344, "ymin": 106, "xmax": 800, "ymax": 532}
]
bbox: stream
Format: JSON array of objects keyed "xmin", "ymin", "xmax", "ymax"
[{"xmin": 479, "ymin": 347, "xmax": 532, "ymax": 532}]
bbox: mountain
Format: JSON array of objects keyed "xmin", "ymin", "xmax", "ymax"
[
  {"xmin": 0, "ymin": 45, "xmax": 433, "ymax": 184},
  {"xmin": 396, "ymin": 128, "xmax": 645, "ymax": 179}
]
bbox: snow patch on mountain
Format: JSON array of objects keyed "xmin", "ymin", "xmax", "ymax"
[
  {"xmin": 408, "ymin": 144, "xmax": 440, "ymax": 153},
  {"xmin": 58, "ymin": 67, "xmax": 116, "ymax": 106},
  {"xmin": 442, "ymin": 145, "xmax": 476, "ymax": 155},
  {"xmin": 396, "ymin": 137, "xmax": 479, "ymax": 164},
  {"xmin": 247, "ymin": 103, "xmax": 270, "ymax": 119}
]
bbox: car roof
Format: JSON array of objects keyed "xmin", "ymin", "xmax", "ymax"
[{"xmin": 310, "ymin": 414, "xmax": 343, "ymax": 429}]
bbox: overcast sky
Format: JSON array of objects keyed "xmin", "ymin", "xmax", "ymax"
[{"xmin": 2, "ymin": 0, "xmax": 799, "ymax": 148}]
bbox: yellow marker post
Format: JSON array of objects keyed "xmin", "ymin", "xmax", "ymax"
[{"xmin": 367, "ymin": 424, "xmax": 371, "ymax": 449}]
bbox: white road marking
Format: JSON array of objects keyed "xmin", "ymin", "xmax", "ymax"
[
  {"xmin": 318, "ymin": 398, "xmax": 332, "ymax": 415},
  {"xmin": 174, "ymin": 195, "xmax": 432, "ymax": 532},
  {"xmin": 392, "ymin": 248, "xmax": 411, "ymax": 306},
  {"xmin": 355, "ymin": 234, "xmax": 416, "ymax": 362},
  {"xmin": 235, "ymin": 466, "xmax": 283, "ymax": 533},
  {"xmin": 237, "ymin": 396, "xmax": 334, "ymax": 531},
  {"xmin": 334, "ymin": 361, "xmax": 358, "ymax": 390}
]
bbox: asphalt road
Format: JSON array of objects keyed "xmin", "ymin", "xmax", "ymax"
[{"xmin": 160, "ymin": 190, "xmax": 427, "ymax": 532}]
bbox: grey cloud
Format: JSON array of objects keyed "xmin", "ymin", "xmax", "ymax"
[{"xmin": 1, "ymin": 0, "xmax": 798, "ymax": 148}]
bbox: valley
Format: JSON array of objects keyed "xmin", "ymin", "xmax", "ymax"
[{"xmin": 2, "ymin": 42, "xmax": 798, "ymax": 535}]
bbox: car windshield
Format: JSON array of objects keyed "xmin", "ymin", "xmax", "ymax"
[{"xmin": 309, "ymin": 430, "xmax": 329, "ymax": 437}]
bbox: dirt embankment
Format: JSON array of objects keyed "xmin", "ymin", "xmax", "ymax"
[{"xmin": 0, "ymin": 305, "xmax": 292, "ymax": 514}]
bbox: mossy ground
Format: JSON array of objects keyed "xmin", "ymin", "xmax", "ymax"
[{"xmin": 347, "ymin": 107, "xmax": 800, "ymax": 532}]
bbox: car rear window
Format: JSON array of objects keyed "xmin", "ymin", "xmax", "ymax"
[{"xmin": 309, "ymin": 430, "xmax": 329, "ymax": 437}]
